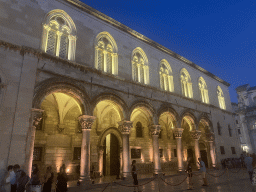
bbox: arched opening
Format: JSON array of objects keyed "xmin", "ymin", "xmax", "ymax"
[
  {"xmin": 33, "ymin": 92, "xmax": 83, "ymax": 178},
  {"xmin": 93, "ymin": 100, "xmax": 123, "ymax": 177},
  {"xmin": 159, "ymin": 112, "xmax": 176, "ymax": 161},
  {"xmin": 103, "ymin": 133, "xmax": 120, "ymax": 176},
  {"xmin": 130, "ymin": 105, "xmax": 153, "ymax": 163},
  {"xmin": 199, "ymin": 143, "xmax": 208, "ymax": 168},
  {"xmin": 181, "ymin": 116, "xmax": 195, "ymax": 164}
]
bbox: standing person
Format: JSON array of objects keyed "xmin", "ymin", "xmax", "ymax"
[
  {"xmin": 13, "ymin": 164, "xmax": 30, "ymax": 192},
  {"xmin": 10, "ymin": 165, "xmax": 17, "ymax": 192},
  {"xmin": 30, "ymin": 164, "xmax": 40, "ymax": 185},
  {"xmin": 198, "ymin": 158, "xmax": 208, "ymax": 186},
  {"xmin": 131, "ymin": 160, "xmax": 141, "ymax": 192},
  {"xmin": 4, "ymin": 165, "xmax": 14, "ymax": 192},
  {"xmin": 186, "ymin": 157, "xmax": 194, "ymax": 190},
  {"xmin": 56, "ymin": 166, "xmax": 68, "ymax": 192},
  {"xmin": 244, "ymin": 153, "xmax": 253, "ymax": 182},
  {"xmin": 43, "ymin": 166, "xmax": 54, "ymax": 192}
]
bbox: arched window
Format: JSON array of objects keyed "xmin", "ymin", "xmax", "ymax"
[
  {"xmin": 180, "ymin": 68, "xmax": 193, "ymax": 98},
  {"xmin": 95, "ymin": 32, "xmax": 118, "ymax": 75},
  {"xmin": 132, "ymin": 48, "xmax": 149, "ymax": 85},
  {"xmin": 159, "ymin": 59, "xmax": 174, "ymax": 92},
  {"xmin": 217, "ymin": 122, "xmax": 221, "ymax": 135},
  {"xmin": 136, "ymin": 122, "xmax": 143, "ymax": 138},
  {"xmin": 198, "ymin": 77, "xmax": 209, "ymax": 103},
  {"xmin": 41, "ymin": 10, "xmax": 77, "ymax": 61},
  {"xmin": 217, "ymin": 86, "xmax": 226, "ymax": 110}
]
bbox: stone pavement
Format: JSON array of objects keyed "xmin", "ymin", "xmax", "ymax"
[{"xmin": 68, "ymin": 168, "xmax": 256, "ymax": 192}]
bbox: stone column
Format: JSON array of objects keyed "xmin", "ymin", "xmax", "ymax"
[
  {"xmin": 27, "ymin": 108, "xmax": 44, "ymax": 177},
  {"xmin": 190, "ymin": 130, "xmax": 201, "ymax": 169},
  {"xmin": 206, "ymin": 132, "xmax": 216, "ymax": 168},
  {"xmin": 118, "ymin": 120, "xmax": 133, "ymax": 178},
  {"xmin": 174, "ymin": 128, "xmax": 184, "ymax": 171},
  {"xmin": 98, "ymin": 146, "xmax": 104, "ymax": 177},
  {"xmin": 151, "ymin": 125, "xmax": 162, "ymax": 175},
  {"xmin": 79, "ymin": 115, "xmax": 96, "ymax": 182}
]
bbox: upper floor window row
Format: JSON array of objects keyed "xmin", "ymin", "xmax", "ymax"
[{"xmin": 41, "ymin": 10, "xmax": 226, "ymax": 110}]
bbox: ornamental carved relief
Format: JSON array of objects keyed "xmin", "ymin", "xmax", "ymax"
[
  {"xmin": 205, "ymin": 132, "xmax": 215, "ymax": 142},
  {"xmin": 174, "ymin": 128, "xmax": 184, "ymax": 138},
  {"xmin": 190, "ymin": 130, "xmax": 201, "ymax": 140},
  {"xmin": 151, "ymin": 125, "xmax": 161, "ymax": 135},
  {"xmin": 118, "ymin": 120, "xmax": 133, "ymax": 134},
  {"xmin": 78, "ymin": 115, "xmax": 96, "ymax": 130},
  {"xmin": 31, "ymin": 108, "xmax": 44, "ymax": 129}
]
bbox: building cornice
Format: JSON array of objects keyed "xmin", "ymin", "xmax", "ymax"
[{"xmin": 63, "ymin": 0, "xmax": 230, "ymax": 87}]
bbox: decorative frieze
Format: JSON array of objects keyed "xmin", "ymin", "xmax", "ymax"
[
  {"xmin": 190, "ymin": 130, "xmax": 201, "ymax": 140},
  {"xmin": 118, "ymin": 120, "xmax": 133, "ymax": 134},
  {"xmin": 174, "ymin": 128, "xmax": 184, "ymax": 138},
  {"xmin": 78, "ymin": 115, "xmax": 96, "ymax": 130},
  {"xmin": 151, "ymin": 125, "xmax": 161, "ymax": 135}
]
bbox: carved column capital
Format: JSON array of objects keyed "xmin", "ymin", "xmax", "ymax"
[
  {"xmin": 31, "ymin": 108, "xmax": 44, "ymax": 129},
  {"xmin": 151, "ymin": 125, "xmax": 161, "ymax": 136},
  {"xmin": 205, "ymin": 132, "xmax": 215, "ymax": 142},
  {"xmin": 118, "ymin": 120, "xmax": 133, "ymax": 134},
  {"xmin": 174, "ymin": 128, "xmax": 184, "ymax": 138},
  {"xmin": 98, "ymin": 146, "xmax": 104, "ymax": 154},
  {"xmin": 78, "ymin": 115, "xmax": 96, "ymax": 130},
  {"xmin": 190, "ymin": 130, "xmax": 201, "ymax": 140}
]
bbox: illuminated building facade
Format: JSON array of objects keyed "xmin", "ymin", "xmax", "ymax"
[
  {"xmin": 232, "ymin": 84, "xmax": 256, "ymax": 154},
  {"xmin": 0, "ymin": 0, "xmax": 241, "ymax": 182}
]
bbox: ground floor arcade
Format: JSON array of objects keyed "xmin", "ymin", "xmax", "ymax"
[{"xmin": 26, "ymin": 89, "xmax": 217, "ymax": 181}]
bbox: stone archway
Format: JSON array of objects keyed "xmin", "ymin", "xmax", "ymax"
[
  {"xmin": 98, "ymin": 127, "xmax": 122, "ymax": 177},
  {"xmin": 27, "ymin": 79, "xmax": 90, "ymax": 177}
]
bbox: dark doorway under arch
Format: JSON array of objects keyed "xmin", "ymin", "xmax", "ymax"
[{"xmin": 103, "ymin": 133, "xmax": 120, "ymax": 176}]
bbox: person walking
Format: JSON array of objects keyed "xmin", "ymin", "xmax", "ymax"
[
  {"xmin": 42, "ymin": 166, "xmax": 54, "ymax": 192},
  {"xmin": 186, "ymin": 157, "xmax": 194, "ymax": 190},
  {"xmin": 56, "ymin": 166, "xmax": 68, "ymax": 192},
  {"xmin": 198, "ymin": 158, "xmax": 208, "ymax": 186},
  {"xmin": 244, "ymin": 153, "xmax": 253, "ymax": 183},
  {"xmin": 131, "ymin": 160, "xmax": 141, "ymax": 192}
]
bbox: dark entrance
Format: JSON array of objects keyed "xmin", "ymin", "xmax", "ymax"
[
  {"xmin": 103, "ymin": 134, "xmax": 120, "ymax": 176},
  {"xmin": 187, "ymin": 148, "xmax": 194, "ymax": 163},
  {"xmin": 200, "ymin": 150, "xmax": 208, "ymax": 168}
]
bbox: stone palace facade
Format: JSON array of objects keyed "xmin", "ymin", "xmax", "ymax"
[{"xmin": 0, "ymin": 0, "xmax": 241, "ymax": 182}]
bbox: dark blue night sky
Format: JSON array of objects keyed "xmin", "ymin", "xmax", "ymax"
[{"xmin": 80, "ymin": 0, "xmax": 256, "ymax": 103}]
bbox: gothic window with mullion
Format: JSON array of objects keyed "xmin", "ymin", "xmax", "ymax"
[
  {"xmin": 42, "ymin": 10, "xmax": 76, "ymax": 61},
  {"xmin": 180, "ymin": 68, "xmax": 193, "ymax": 98},
  {"xmin": 95, "ymin": 33, "xmax": 118, "ymax": 75},
  {"xmin": 198, "ymin": 77, "xmax": 209, "ymax": 104},
  {"xmin": 159, "ymin": 60, "xmax": 174, "ymax": 92},
  {"xmin": 132, "ymin": 48, "xmax": 149, "ymax": 85},
  {"xmin": 217, "ymin": 86, "xmax": 226, "ymax": 110},
  {"xmin": 136, "ymin": 122, "xmax": 143, "ymax": 138}
]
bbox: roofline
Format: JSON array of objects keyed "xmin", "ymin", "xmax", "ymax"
[{"xmin": 64, "ymin": 0, "xmax": 230, "ymax": 87}]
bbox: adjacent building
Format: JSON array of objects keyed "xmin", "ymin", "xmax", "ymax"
[{"xmin": 232, "ymin": 84, "xmax": 256, "ymax": 154}]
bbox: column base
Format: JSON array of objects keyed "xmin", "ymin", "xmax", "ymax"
[
  {"xmin": 79, "ymin": 176, "xmax": 92, "ymax": 185},
  {"xmin": 153, "ymin": 169, "xmax": 162, "ymax": 176},
  {"xmin": 122, "ymin": 172, "xmax": 132, "ymax": 180}
]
